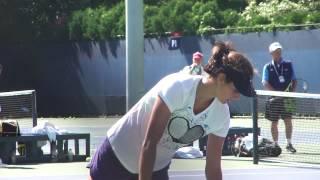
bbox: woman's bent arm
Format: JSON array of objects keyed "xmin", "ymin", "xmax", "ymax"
[{"xmin": 139, "ymin": 96, "xmax": 171, "ymax": 180}]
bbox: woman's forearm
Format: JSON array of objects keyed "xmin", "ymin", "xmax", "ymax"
[
  {"xmin": 206, "ymin": 167, "xmax": 222, "ymax": 180},
  {"xmin": 139, "ymin": 96, "xmax": 171, "ymax": 180},
  {"xmin": 139, "ymin": 140, "xmax": 157, "ymax": 180}
]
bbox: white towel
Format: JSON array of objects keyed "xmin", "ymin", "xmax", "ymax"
[
  {"xmin": 31, "ymin": 121, "xmax": 68, "ymax": 142},
  {"xmin": 174, "ymin": 146, "xmax": 203, "ymax": 159}
]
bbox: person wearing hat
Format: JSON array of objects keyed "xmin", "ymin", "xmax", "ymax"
[
  {"xmin": 262, "ymin": 42, "xmax": 297, "ymax": 153},
  {"xmin": 181, "ymin": 51, "xmax": 205, "ymax": 75},
  {"xmin": 88, "ymin": 41, "xmax": 255, "ymax": 180}
]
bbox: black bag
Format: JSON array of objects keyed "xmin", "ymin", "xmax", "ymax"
[
  {"xmin": 0, "ymin": 120, "xmax": 21, "ymax": 137},
  {"xmin": 259, "ymin": 144, "xmax": 282, "ymax": 157},
  {"xmin": 231, "ymin": 135, "xmax": 281, "ymax": 157},
  {"xmin": 0, "ymin": 120, "xmax": 21, "ymax": 163},
  {"xmin": 231, "ymin": 136, "xmax": 253, "ymax": 157}
]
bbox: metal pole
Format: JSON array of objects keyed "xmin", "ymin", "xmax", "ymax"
[
  {"xmin": 31, "ymin": 90, "xmax": 38, "ymax": 127},
  {"xmin": 252, "ymin": 96, "xmax": 259, "ymax": 164},
  {"xmin": 125, "ymin": 0, "xmax": 144, "ymax": 112}
]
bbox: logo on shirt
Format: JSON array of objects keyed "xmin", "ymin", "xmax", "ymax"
[{"xmin": 167, "ymin": 116, "xmax": 204, "ymax": 144}]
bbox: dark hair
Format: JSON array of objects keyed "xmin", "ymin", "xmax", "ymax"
[
  {"xmin": 204, "ymin": 41, "xmax": 253, "ymax": 82},
  {"xmin": 204, "ymin": 41, "xmax": 255, "ymax": 97}
]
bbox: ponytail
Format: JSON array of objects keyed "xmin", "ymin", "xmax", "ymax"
[{"xmin": 204, "ymin": 41, "xmax": 231, "ymax": 76}]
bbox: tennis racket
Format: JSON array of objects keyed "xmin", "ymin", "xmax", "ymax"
[
  {"xmin": 295, "ymin": 78, "xmax": 309, "ymax": 93},
  {"xmin": 285, "ymin": 78, "xmax": 308, "ymax": 93}
]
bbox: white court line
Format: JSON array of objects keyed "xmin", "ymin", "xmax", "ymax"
[
  {"xmin": 170, "ymin": 169, "xmax": 320, "ymax": 177},
  {"xmin": 170, "ymin": 174, "xmax": 204, "ymax": 178},
  {"xmin": 261, "ymin": 159, "xmax": 320, "ymax": 169},
  {"xmin": 223, "ymin": 170, "xmax": 320, "ymax": 176}
]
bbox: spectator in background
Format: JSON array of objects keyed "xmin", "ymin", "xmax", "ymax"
[
  {"xmin": 181, "ymin": 51, "xmax": 205, "ymax": 75},
  {"xmin": 262, "ymin": 42, "xmax": 297, "ymax": 153}
]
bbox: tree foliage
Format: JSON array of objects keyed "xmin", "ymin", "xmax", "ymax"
[
  {"xmin": 0, "ymin": 0, "xmax": 112, "ymax": 42},
  {"xmin": 236, "ymin": 0, "xmax": 320, "ymax": 32},
  {"xmin": 67, "ymin": 0, "xmax": 320, "ymax": 39},
  {"xmin": 1, "ymin": 0, "xmax": 320, "ymax": 41}
]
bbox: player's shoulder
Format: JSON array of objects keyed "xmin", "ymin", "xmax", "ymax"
[
  {"xmin": 210, "ymin": 98, "xmax": 230, "ymax": 114},
  {"xmin": 177, "ymin": 73, "xmax": 201, "ymax": 86},
  {"xmin": 161, "ymin": 73, "xmax": 200, "ymax": 85}
]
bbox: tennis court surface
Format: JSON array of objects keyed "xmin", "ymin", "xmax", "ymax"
[
  {"xmin": 1, "ymin": 160, "xmax": 320, "ymax": 180},
  {"xmin": 1, "ymin": 118, "xmax": 320, "ymax": 180}
]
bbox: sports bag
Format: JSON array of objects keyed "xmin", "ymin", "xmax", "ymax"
[
  {"xmin": 231, "ymin": 135, "xmax": 281, "ymax": 157},
  {"xmin": 0, "ymin": 120, "xmax": 21, "ymax": 137}
]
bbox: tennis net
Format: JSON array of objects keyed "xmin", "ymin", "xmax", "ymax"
[
  {"xmin": 252, "ymin": 90, "xmax": 320, "ymax": 165},
  {"xmin": 0, "ymin": 90, "xmax": 37, "ymax": 133}
]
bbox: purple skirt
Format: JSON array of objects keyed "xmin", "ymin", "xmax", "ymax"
[{"xmin": 89, "ymin": 137, "xmax": 170, "ymax": 180}]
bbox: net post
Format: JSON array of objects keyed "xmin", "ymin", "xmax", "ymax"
[
  {"xmin": 31, "ymin": 90, "xmax": 38, "ymax": 127},
  {"xmin": 252, "ymin": 95, "xmax": 259, "ymax": 164}
]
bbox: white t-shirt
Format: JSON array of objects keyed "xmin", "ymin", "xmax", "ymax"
[{"xmin": 107, "ymin": 73, "xmax": 230, "ymax": 173}]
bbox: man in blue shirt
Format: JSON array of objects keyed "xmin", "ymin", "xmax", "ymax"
[{"xmin": 262, "ymin": 42, "xmax": 297, "ymax": 153}]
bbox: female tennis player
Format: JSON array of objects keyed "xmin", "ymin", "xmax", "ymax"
[{"xmin": 89, "ymin": 41, "xmax": 255, "ymax": 180}]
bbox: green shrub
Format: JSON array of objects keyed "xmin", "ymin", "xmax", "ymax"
[
  {"xmin": 220, "ymin": 9, "xmax": 240, "ymax": 27},
  {"xmin": 68, "ymin": 11, "xmax": 85, "ymax": 40},
  {"xmin": 236, "ymin": 0, "xmax": 314, "ymax": 33},
  {"xmin": 192, "ymin": 1, "xmax": 220, "ymax": 35},
  {"xmin": 67, "ymin": 0, "xmax": 320, "ymax": 40},
  {"xmin": 69, "ymin": 2, "xmax": 125, "ymax": 40}
]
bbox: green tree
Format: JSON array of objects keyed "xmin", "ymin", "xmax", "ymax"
[
  {"xmin": 4, "ymin": 0, "xmax": 318, "ymax": 41},
  {"xmin": 237, "ymin": 0, "xmax": 314, "ymax": 32},
  {"xmin": 69, "ymin": 2, "xmax": 125, "ymax": 40},
  {"xmin": 158, "ymin": 0, "xmax": 194, "ymax": 34},
  {"xmin": 144, "ymin": 5, "xmax": 161, "ymax": 35},
  {"xmin": 0, "ymin": 0, "xmax": 107, "ymax": 42},
  {"xmin": 191, "ymin": 1, "xmax": 221, "ymax": 35}
]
